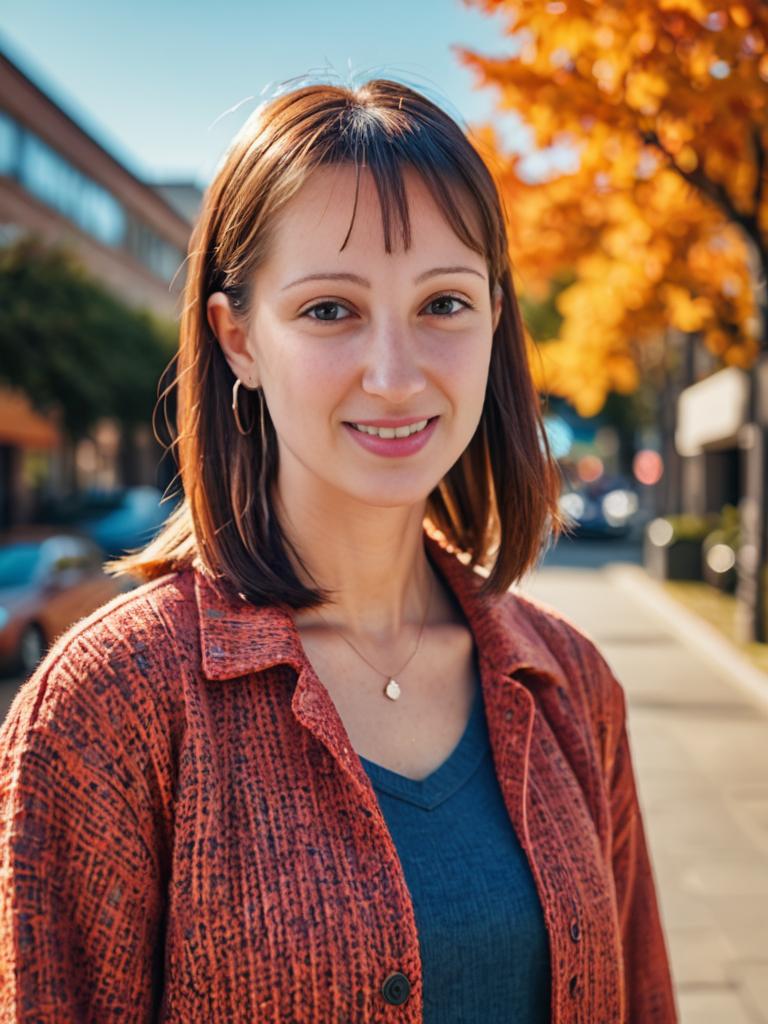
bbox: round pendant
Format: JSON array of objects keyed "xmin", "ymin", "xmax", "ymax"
[{"xmin": 384, "ymin": 678, "xmax": 401, "ymax": 700}]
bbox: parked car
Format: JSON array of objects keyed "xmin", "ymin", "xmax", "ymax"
[
  {"xmin": 0, "ymin": 528, "xmax": 127, "ymax": 678},
  {"xmin": 38, "ymin": 485, "xmax": 177, "ymax": 559},
  {"xmin": 558, "ymin": 477, "xmax": 640, "ymax": 539}
]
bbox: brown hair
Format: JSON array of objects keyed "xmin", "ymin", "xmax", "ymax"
[{"xmin": 106, "ymin": 77, "xmax": 565, "ymax": 605}]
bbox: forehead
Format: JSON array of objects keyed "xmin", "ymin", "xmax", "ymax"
[{"xmin": 264, "ymin": 163, "xmax": 485, "ymax": 270}]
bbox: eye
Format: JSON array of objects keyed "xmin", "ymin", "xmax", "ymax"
[
  {"xmin": 299, "ymin": 292, "xmax": 475, "ymax": 324},
  {"xmin": 424, "ymin": 293, "xmax": 475, "ymax": 317},
  {"xmin": 301, "ymin": 300, "xmax": 353, "ymax": 322}
]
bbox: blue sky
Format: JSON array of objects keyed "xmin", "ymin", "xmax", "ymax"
[{"xmin": 1, "ymin": 0, "xmax": 532, "ymax": 187}]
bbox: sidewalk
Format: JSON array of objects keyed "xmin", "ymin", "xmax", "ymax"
[{"xmin": 522, "ymin": 561, "xmax": 768, "ymax": 1024}]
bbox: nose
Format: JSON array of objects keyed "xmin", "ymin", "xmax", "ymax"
[{"xmin": 360, "ymin": 321, "xmax": 427, "ymax": 405}]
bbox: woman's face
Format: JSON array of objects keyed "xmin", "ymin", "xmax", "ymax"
[{"xmin": 210, "ymin": 163, "xmax": 501, "ymax": 514}]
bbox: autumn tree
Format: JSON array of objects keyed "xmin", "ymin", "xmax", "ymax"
[{"xmin": 457, "ymin": 0, "xmax": 768, "ymax": 413}]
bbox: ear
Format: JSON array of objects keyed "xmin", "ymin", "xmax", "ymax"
[
  {"xmin": 207, "ymin": 292, "xmax": 259, "ymax": 387},
  {"xmin": 492, "ymin": 283, "xmax": 503, "ymax": 333}
]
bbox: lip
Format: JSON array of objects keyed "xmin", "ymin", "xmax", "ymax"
[{"xmin": 342, "ymin": 416, "xmax": 439, "ymax": 458}]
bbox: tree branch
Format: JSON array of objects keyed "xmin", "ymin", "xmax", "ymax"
[
  {"xmin": 641, "ymin": 129, "xmax": 762, "ymax": 245},
  {"xmin": 642, "ymin": 127, "xmax": 768, "ymax": 352}
]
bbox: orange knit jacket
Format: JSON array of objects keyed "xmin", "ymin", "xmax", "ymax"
[{"xmin": 0, "ymin": 530, "xmax": 678, "ymax": 1022}]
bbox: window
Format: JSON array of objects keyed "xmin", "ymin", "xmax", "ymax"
[
  {"xmin": 126, "ymin": 214, "xmax": 183, "ymax": 283},
  {"xmin": 18, "ymin": 132, "xmax": 126, "ymax": 247},
  {"xmin": 1, "ymin": 108, "xmax": 184, "ymax": 283},
  {"xmin": 0, "ymin": 541, "xmax": 40, "ymax": 587},
  {"xmin": 0, "ymin": 111, "xmax": 20, "ymax": 176}
]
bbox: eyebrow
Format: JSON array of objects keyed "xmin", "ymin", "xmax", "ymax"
[{"xmin": 281, "ymin": 265, "xmax": 487, "ymax": 291}]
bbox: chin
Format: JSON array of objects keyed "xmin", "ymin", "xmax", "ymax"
[{"xmin": 340, "ymin": 478, "xmax": 443, "ymax": 511}]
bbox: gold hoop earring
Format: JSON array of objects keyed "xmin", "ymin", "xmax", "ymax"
[
  {"xmin": 232, "ymin": 378, "xmax": 256, "ymax": 436},
  {"xmin": 256, "ymin": 386, "xmax": 270, "ymax": 530},
  {"xmin": 258, "ymin": 385, "xmax": 267, "ymax": 452}
]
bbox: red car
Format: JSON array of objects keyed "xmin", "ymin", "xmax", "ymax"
[{"xmin": 0, "ymin": 527, "xmax": 130, "ymax": 678}]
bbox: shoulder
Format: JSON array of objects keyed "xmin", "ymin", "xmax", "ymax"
[
  {"xmin": 443, "ymin": 545, "xmax": 624, "ymax": 718},
  {"xmin": 506, "ymin": 584, "xmax": 612, "ymax": 675},
  {"xmin": 37, "ymin": 567, "xmax": 195, "ymax": 696},
  {"xmin": 0, "ymin": 568, "xmax": 199, "ymax": 776},
  {"xmin": 494, "ymin": 581, "xmax": 626, "ymax": 740},
  {"xmin": 0, "ymin": 572, "xmax": 196, "ymax": 874}
]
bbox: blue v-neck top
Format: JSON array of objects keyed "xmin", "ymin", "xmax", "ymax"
[{"xmin": 358, "ymin": 657, "xmax": 552, "ymax": 1024}]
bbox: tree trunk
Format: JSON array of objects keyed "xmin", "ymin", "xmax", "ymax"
[
  {"xmin": 658, "ymin": 329, "xmax": 693, "ymax": 516},
  {"xmin": 736, "ymin": 354, "xmax": 768, "ymax": 643},
  {"xmin": 735, "ymin": 233, "xmax": 768, "ymax": 642}
]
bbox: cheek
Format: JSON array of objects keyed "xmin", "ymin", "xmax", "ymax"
[
  {"xmin": 265, "ymin": 357, "xmax": 346, "ymax": 447},
  {"xmin": 261, "ymin": 334, "xmax": 343, "ymax": 404},
  {"xmin": 449, "ymin": 342, "xmax": 493, "ymax": 443},
  {"xmin": 439, "ymin": 336, "xmax": 492, "ymax": 403}
]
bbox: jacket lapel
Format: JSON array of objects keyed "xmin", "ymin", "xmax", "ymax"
[{"xmin": 193, "ymin": 526, "xmax": 571, "ymax": 803}]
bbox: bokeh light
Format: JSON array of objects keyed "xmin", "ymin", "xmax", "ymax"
[
  {"xmin": 577, "ymin": 454, "xmax": 604, "ymax": 483},
  {"xmin": 633, "ymin": 449, "xmax": 664, "ymax": 486},
  {"xmin": 543, "ymin": 415, "xmax": 574, "ymax": 459},
  {"xmin": 648, "ymin": 518, "xmax": 674, "ymax": 547}
]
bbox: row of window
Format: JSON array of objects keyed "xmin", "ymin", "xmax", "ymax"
[{"xmin": 0, "ymin": 109, "xmax": 184, "ymax": 283}]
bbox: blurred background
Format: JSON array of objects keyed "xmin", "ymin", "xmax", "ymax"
[{"xmin": 1, "ymin": 2, "xmax": 767, "ymax": 1020}]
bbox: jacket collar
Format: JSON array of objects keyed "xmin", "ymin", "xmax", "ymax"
[{"xmin": 193, "ymin": 525, "xmax": 565, "ymax": 688}]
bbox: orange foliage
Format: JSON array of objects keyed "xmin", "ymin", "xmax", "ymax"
[{"xmin": 458, "ymin": 0, "xmax": 768, "ymax": 415}]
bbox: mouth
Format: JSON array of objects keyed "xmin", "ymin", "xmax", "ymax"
[
  {"xmin": 341, "ymin": 416, "xmax": 440, "ymax": 457},
  {"xmin": 344, "ymin": 416, "xmax": 438, "ymax": 439}
]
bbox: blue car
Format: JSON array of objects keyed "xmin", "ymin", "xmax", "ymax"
[
  {"xmin": 40, "ymin": 486, "xmax": 178, "ymax": 560},
  {"xmin": 558, "ymin": 479, "xmax": 639, "ymax": 539}
]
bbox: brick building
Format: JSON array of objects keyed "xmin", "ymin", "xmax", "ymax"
[{"xmin": 0, "ymin": 47, "xmax": 202, "ymax": 527}]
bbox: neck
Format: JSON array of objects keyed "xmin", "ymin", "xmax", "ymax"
[{"xmin": 275, "ymin": 487, "xmax": 437, "ymax": 644}]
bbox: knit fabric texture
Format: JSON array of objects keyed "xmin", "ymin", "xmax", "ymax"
[{"xmin": 0, "ymin": 527, "xmax": 678, "ymax": 1022}]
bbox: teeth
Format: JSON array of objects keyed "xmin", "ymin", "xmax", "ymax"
[{"xmin": 352, "ymin": 418, "xmax": 430, "ymax": 438}]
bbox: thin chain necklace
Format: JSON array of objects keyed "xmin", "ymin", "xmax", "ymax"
[{"xmin": 312, "ymin": 571, "xmax": 434, "ymax": 700}]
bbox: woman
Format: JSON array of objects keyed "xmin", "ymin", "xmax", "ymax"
[{"xmin": 0, "ymin": 78, "xmax": 677, "ymax": 1022}]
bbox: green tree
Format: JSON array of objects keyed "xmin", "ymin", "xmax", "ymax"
[{"xmin": 0, "ymin": 236, "xmax": 175, "ymax": 438}]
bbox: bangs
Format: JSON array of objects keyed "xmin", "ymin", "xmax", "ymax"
[{"xmin": 317, "ymin": 103, "xmax": 490, "ymax": 268}]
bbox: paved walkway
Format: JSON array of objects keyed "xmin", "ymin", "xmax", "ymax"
[{"xmin": 522, "ymin": 562, "xmax": 768, "ymax": 1024}]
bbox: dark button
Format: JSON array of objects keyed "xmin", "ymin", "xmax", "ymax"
[
  {"xmin": 381, "ymin": 971, "xmax": 411, "ymax": 1005},
  {"xmin": 569, "ymin": 973, "xmax": 579, "ymax": 997},
  {"xmin": 569, "ymin": 918, "xmax": 581, "ymax": 942}
]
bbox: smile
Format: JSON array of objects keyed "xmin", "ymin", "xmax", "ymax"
[
  {"xmin": 342, "ymin": 416, "xmax": 439, "ymax": 458},
  {"xmin": 349, "ymin": 419, "xmax": 430, "ymax": 438}
]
